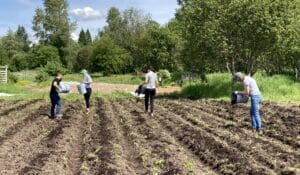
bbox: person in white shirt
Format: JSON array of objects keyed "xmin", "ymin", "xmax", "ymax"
[
  {"xmin": 144, "ymin": 67, "xmax": 159, "ymax": 117},
  {"xmin": 81, "ymin": 69, "xmax": 93, "ymax": 115},
  {"xmin": 233, "ymin": 72, "xmax": 263, "ymax": 134}
]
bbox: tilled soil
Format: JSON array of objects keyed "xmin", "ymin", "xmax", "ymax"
[{"xmin": 0, "ymin": 98, "xmax": 299, "ymax": 175}]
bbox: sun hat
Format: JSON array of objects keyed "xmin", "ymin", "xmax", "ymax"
[{"xmin": 80, "ymin": 69, "xmax": 87, "ymax": 74}]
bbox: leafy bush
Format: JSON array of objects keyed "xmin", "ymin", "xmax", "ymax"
[
  {"xmin": 10, "ymin": 52, "xmax": 28, "ymax": 71},
  {"xmin": 35, "ymin": 68, "xmax": 49, "ymax": 83},
  {"xmin": 44, "ymin": 61, "xmax": 66, "ymax": 76},
  {"xmin": 29, "ymin": 45, "xmax": 60, "ymax": 69},
  {"xmin": 91, "ymin": 34, "xmax": 133, "ymax": 75},
  {"xmin": 158, "ymin": 69, "xmax": 171, "ymax": 86},
  {"xmin": 8, "ymin": 72, "xmax": 18, "ymax": 83}
]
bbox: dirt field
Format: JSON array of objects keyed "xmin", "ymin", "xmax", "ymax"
[{"xmin": 0, "ymin": 98, "xmax": 299, "ymax": 175}]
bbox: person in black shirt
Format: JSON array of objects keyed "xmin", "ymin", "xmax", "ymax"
[{"xmin": 50, "ymin": 73, "xmax": 63, "ymax": 118}]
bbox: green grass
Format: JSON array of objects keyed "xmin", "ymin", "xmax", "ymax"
[{"xmin": 179, "ymin": 72, "xmax": 300, "ymax": 102}]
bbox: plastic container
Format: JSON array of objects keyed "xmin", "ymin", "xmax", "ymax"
[
  {"xmin": 58, "ymin": 83, "xmax": 70, "ymax": 93},
  {"xmin": 77, "ymin": 84, "xmax": 87, "ymax": 94},
  {"xmin": 231, "ymin": 92, "xmax": 249, "ymax": 104}
]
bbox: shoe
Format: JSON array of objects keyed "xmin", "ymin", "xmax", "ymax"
[
  {"xmin": 257, "ymin": 129, "xmax": 263, "ymax": 135},
  {"xmin": 86, "ymin": 109, "xmax": 90, "ymax": 115},
  {"xmin": 55, "ymin": 114, "xmax": 63, "ymax": 118},
  {"xmin": 150, "ymin": 113, "xmax": 154, "ymax": 117}
]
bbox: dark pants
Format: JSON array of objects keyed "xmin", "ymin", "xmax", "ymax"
[
  {"xmin": 50, "ymin": 94, "xmax": 61, "ymax": 117},
  {"xmin": 84, "ymin": 88, "xmax": 92, "ymax": 108},
  {"xmin": 145, "ymin": 88, "xmax": 156, "ymax": 113}
]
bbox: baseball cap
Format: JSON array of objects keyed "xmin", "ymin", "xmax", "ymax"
[{"xmin": 233, "ymin": 72, "xmax": 242, "ymax": 81}]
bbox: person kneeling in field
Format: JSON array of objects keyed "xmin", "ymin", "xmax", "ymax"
[
  {"xmin": 50, "ymin": 73, "xmax": 63, "ymax": 119},
  {"xmin": 233, "ymin": 72, "xmax": 263, "ymax": 134},
  {"xmin": 144, "ymin": 67, "xmax": 159, "ymax": 117}
]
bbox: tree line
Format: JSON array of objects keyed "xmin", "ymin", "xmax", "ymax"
[{"xmin": 0, "ymin": 0, "xmax": 299, "ymax": 80}]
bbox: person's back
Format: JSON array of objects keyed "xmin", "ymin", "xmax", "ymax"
[
  {"xmin": 243, "ymin": 76, "xmax": 261, "ymax": 96},
  {"xmin": 146, "ymin": 71, "xmax": 157, "ymax": 89}
]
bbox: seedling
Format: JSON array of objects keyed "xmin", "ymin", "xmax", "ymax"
[
  {"xmin": 154, "ymin": 159, "xmax": 165, "ymax": 167},
  {"xmin": 184, "ymin": 160, "xmax": 194, "ymax": 170}
]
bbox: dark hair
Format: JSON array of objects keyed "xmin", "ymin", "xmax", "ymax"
[{"xmin": 149, "ymin": 67, "xmax": 156, "ymax": 72}]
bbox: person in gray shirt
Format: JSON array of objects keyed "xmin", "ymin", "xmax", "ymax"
[
  {"xmin": 81, "ymin": 69, "xmax": 93, "ymax": 115},
  {"xmin": 233, "ymin": 72, "xmax": 262, "ymax": 134}
]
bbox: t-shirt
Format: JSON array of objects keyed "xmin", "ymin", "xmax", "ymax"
[
  {"xmin": 146, "ymin": 71, "xmax": 157, "ymax": 89},
  {"xmin": 243, "ymin": 76, "xmax": 261, "ymax": 96},
  {"xmin": 83, "ymin": 73, "xmax": 93, "ymax": 89}
]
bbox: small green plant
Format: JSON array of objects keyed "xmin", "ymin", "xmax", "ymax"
[
  {"xmin": 140, "ymin": 149, "xmax": 151, "ymax": 163},
  {"xmin": 154, "ymin": 159, "xmax": 165, "ymax": 167},
  {"xmin": 184, "ymin": 160, "xmax": 194, "ymax": 170}
]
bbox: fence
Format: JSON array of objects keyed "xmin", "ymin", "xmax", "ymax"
[{"xmin": 0, "ymin": 65, "xmax": 8, "ymax": 83}]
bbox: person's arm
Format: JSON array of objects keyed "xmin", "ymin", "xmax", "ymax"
[
  {"xmin": 156, "ymin": 76, "xmax": 159, "ymax": 87},
  {"xmin": 53, "ymin": 81, "xmax": 59, "ymax": 89},
  {"xmin": 144, "ymin": 74, "xmax": 148, "ymax": 85},
  {"xmin": 242, "ymin": 85, "xmax": 250, "ymax": 96}
]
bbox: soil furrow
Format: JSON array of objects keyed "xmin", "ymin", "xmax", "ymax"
[
  {"xmin": 0, "ymin": 100, "xmax": 22, "ymax": 111},
  {"xmin": 158, "ymin": 100, "xmax": 299, "ymax": 173},
  {"xmin": 131, "ymin": 100, "xmax": 274, "ymax": 174},
  {"xmin": 0, "ymin": 103, "xmax": 46, "ymax": 145},
  {"xmin": 121, "ymin": 100, "xmax": 218, "ymax": 175},
  {"xmin": 19, "ymin": 102, "xmax": 75, "ymax": 174},
  {"xmin": 0, "ymin": 104, "xmax": 63, "ymax": 174},
  {"xmin": 160, "ymin": 100, "xmax": 298, "ymax": 152},
  {"xmin": 0, "ymin": 99, "xmax": 42, "ymax": 117},
  {"xmin": 86, "ymin": 98, "xmax": 119, "ymax": 175},
  {"xmin": 185, "ymin": 99, "xmax": 300, "ymax": 149},
  {"xmin": 38, "ymin": 101, "xmax": 87, "ymax": 175},
  {"xmin": 111, "ymin": 100, "xmax": 147, "ymax": 175}
]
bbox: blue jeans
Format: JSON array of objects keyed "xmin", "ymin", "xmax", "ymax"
[
  {"xmin": 250, "ymin": 95, "xmax": 262, "ymax": 130},
  {"xmin": 50, "ymin": 94, "xmax": 61, "ymax": 117}
]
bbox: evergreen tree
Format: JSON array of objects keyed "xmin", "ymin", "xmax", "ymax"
[
  {"xmin": 16, "ymin": 25, "xmax": 31, "ymax": 52},
  {"xmin": 85, "ymin": 29, "xmax": 92, "ymax": 45},
  {"xmin": 78, "ymin": 29, "xmax": 86, "ymax": 45}
]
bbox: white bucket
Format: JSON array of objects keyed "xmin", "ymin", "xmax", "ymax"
[
  {"xmin": 58, "ymin": 83, "xmax": 70, "ymax": 93},
  {"xmin": 77, "ymin": 84, "xmax": 86, "ymax": 94}
]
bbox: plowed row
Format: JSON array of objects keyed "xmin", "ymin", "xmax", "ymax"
[{"xmin": 0, "ymin": 98, "xmax": 299, "ymax": 175}]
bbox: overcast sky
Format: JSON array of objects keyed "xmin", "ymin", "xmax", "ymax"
[{"xmin": 0, "ymin": 0, "xmax": 178, "ymax": 41}]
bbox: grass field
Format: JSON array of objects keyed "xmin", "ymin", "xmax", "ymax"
[
  {"xmin": 1, "ymin": 71, "xmax": 300, "ymax": 102},
  {"xmin": 180, "ymin": 72, "xmax": 300, "ymax": 102}
]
